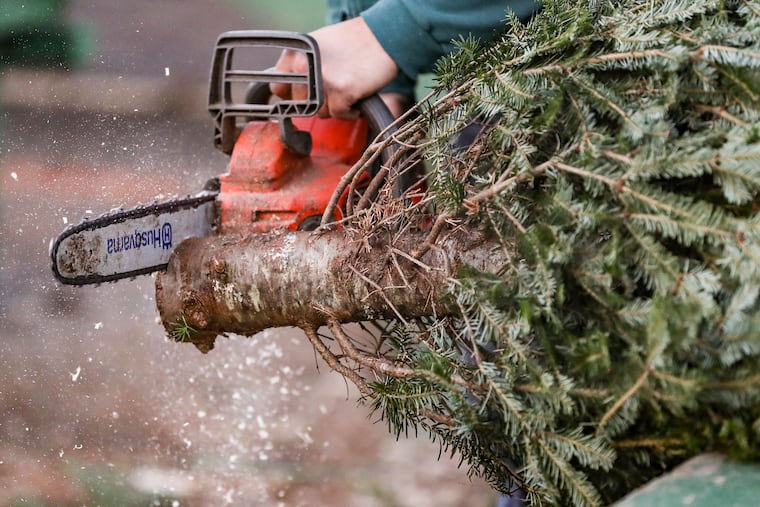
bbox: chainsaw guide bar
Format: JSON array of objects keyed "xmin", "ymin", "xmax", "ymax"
[{"xmin": 51, "ymin": 190, "xmax": 218, "ymax": 285}]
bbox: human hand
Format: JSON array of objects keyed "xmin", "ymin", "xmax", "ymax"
[{"xmin": 271, "ymin": 17, "xmax": 399, "ymax": 119}]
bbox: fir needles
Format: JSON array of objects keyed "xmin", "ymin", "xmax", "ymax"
[{"xmin": 331, "ymin": 0, "xmax": 760, "ymax": 505}]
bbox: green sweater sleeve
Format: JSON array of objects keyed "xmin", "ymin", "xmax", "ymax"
[{"xmin": 361, "ymin": 0, "xmax": 541, "ymax": 81}]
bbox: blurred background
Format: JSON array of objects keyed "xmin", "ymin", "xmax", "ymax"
[{"xmin": 0, "ymin": 1, "xmax": 496, "ymax": 505}]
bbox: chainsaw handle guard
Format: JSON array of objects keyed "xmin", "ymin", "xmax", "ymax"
[
  {"xmin": 210, "ymin": 31, "xmax": 398, "ymax": 162},
  {"xmin": 209, "ymin": 31, "xmax": 323, "ymax": 155}
]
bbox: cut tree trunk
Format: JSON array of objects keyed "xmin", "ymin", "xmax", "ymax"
[{"xmin": 155, "ymin": 228, "xmax": 506, "ymax": 352}]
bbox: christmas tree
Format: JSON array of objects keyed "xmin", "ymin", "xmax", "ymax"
[
  {"xmin": 318, "ymin": 0, "xmax": 760, "ymax": 504},
  {"xmin": 156, "ymin": 0, "xmax": 760, "ymax": 504}
]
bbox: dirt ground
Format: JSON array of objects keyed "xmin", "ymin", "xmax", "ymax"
[{"xmin": 0, "ymin": 1, "xmax": 497, "ymax": 506}]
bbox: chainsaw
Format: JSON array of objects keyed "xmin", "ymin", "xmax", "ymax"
[{"xmin": 50, "ymin": 30, "xmax": 401, "ymax": 285}]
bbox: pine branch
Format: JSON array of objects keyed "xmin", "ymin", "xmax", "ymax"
[{"xmin": 184, "ymin": 0, "xmax": 760, "ymax": 504}]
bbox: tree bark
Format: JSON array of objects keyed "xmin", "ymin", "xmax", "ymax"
[{"xmin": 155, "ymin": 228, "xmax": 506, "ymax": 352}]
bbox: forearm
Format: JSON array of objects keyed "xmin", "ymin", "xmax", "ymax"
[
  {"xmin": 362, "ymin": 0, "xmax": 542, "ymax": 81},
  {"xmin": 274, "ymin": 0, "xmax": 543, "ymax": 118}
]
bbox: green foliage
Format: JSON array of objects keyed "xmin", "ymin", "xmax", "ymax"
[
  {"xmin": 223, "ymin": 0, "xmax": 327, "ymax": 32},
  {"xmin": 363, "ymin": 0, "xmax": 760, "ymax": 504},
  {"xmin": 170, "ymin": 314, "xmax": 196, "ymax": 343}
]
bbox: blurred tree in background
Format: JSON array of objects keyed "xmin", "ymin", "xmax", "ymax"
[
  {"xmin": 0, "ymin": 0, "xmax": 90, "ymax": 68},
  {"xmin": 226, "ymin": 0, "xmax": 327, "ymax": 32}
]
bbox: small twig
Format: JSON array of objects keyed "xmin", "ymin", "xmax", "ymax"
[
  {"xmin": 328, "ymin": 105, "xmax": 429, "ymax": 222},
  {"xmin": 424, "ymin": 410, "xmax": 455, "ymax": 427},
  {"xmin": 321, "ymin": 141, "xmax": 387, "ymax": 226},
  {"xmin": 391, "ymin": 247, "xmax": 436, "ymax": 272},
  {"xmin": 353, "ymin": 164, "xmax": 390, "ymax": 214},
  {"xmin": 694, "ymin": 104, "xmax": 749, "ymax": 127},
  {"xmin": 353, "ymin": 138, "xmax": 420, "ymax": 213},
  {"xmin": 411, "ymin": 211, "xmax": 454, "ymax": 260},
  {"xmin": 302, "ymin": 326, "xmax": 372, "ymax": 396},
  {"xmin": 389, "ymin": 249, "xmax": 412, "ymax": 288},
  {"xmin": 596, "ymin": 364, "xmax": 651, "ymax": 436},
  {"xmin": 347, "ymin": 264, "xmax": 409, "ymax": 326},
  {"xmin": 328, "ymin": 319, "xmax": 419, "ymax": 379},
  {"xmin": 464, "ymin": 143, "xmax": 576, "ymax": 207},
  {"xmin": 613, "ymin": 437, "xmax": 685, "ymax": 451},
  {"xmin": 494, "ymin": 201, "xmax": 527, "ymax": 234},
  {"xmin": 602, "ymin": 149, "xmax": 634, "ymax": 166}
]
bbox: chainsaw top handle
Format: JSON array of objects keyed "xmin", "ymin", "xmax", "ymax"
[
  {"xmin": 208, "ymin": 30, "xmax": 396, "ymax": 159},
  {"xmin": 209, "ymin": 31, "xmax": 319, "ymax": 154}
]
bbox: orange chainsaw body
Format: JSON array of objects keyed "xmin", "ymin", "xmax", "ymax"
[{"xmin": 217, "ymin": 116, "xmax": 369, "ymax": 235}]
